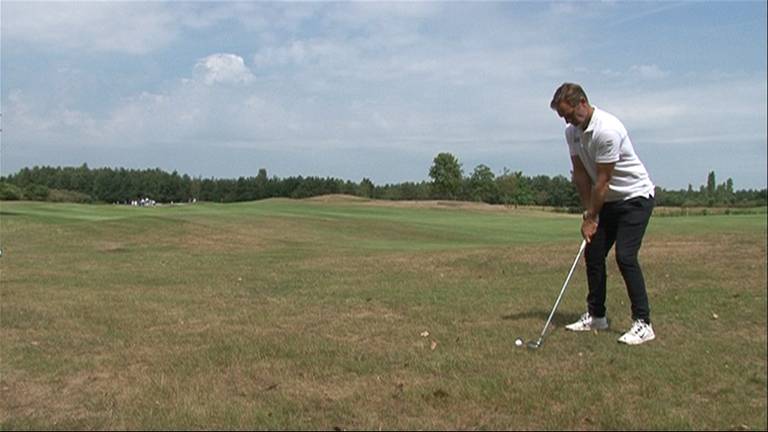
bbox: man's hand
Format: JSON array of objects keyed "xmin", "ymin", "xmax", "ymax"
[
  {"xmin": 581, "ymin": 213, "xmax": 599, "ymax": 243},
  {"xmin": 581, "ymin": 162, "xmax": 613, "ymax": 243}
]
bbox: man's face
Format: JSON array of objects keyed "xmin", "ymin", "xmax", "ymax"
[{"xmin": 556, "ymin": 99, "xmax": 590, "ymax": 128}]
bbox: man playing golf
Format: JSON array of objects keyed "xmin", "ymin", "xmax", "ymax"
[{"xmin": 550, "ymin": 83, "xmax": 656, "ymax": 345}]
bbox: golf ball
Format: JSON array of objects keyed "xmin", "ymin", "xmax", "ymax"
[{"xmin": 514, "ymin": 338, "xmax": 524, "ymax": 347}]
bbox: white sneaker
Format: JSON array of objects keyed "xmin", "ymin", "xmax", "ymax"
[
  {"xmin": 565, "ymin": 312, "xmax": 609, "ymax": 332},
  {"xmin": 618, "ymin": 320, "xmax": 655, "ymax": 345}
]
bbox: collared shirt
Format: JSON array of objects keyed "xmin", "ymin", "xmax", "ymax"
[{"xmin": 565, "ymin": 106, "xmax": 655, "ymax": 202}]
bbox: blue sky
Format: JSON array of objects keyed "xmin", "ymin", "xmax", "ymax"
[{"xmin": 2, "ymin": 1, "xmax": 766, "ymax": 189}]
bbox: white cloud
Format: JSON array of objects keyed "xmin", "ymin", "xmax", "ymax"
[
  {"xmin": 608, "ymin": 76, "xmax": 765, "ymax": 123},
  {"xmin": 609, "ymin": 2, "xmax": 691, "ymax": 27},
  {"xmin": 1, "ymin": 2, "xmax": 321, "ymax": 56},
  {"xmin": 253, "ymin": 39, "xmax": 353, "ymax": 68},
  {"xmin": 194, "ymin": 54, "xmax": 255, "ymax": 85},
  {"xmin": 325, "ymin": 1, "xmax": 440, "ymax": 25},
  {"xmin": 548, "ymin": 3, "xmax": 580, "ymax": 15},
  {"xmin": 630, "ymin": 64, "xmax": 670, "ymax": 80},
  {"xmin": 2, "ymin": 2, "xmax": 764, "ymax": 187},
  {"xmin": 600, "ymin": 64, "xmax": 670, "ymax": 80},
  {"xmin": 1, "ymin": 2, "xmax": 177, "ymax": 54},
  {"xmin": 4, "ymin": 90, "xmax": 102, "ymax": 145}
]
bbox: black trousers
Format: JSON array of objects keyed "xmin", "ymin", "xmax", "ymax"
[{"xmin": 585, "ymin": 196, "xmax": 655, "ymax": 323}]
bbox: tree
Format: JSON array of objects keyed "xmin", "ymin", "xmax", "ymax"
[
  {"xmin": 186, "ymin": 175, "xmax": 200, "ymax": 202},
  {"xmin": 706, "ymin": 171, "xmax": 716, "ymax": 205},
  {"xmin": 24, "ymin": 184, "xmax": 50, "ymax": 201},
  {"xmin": 92, "ymin": 169, "xmax": 119, "ymax": 202},
  {"xmin": 468, "ymin": 164, "xmax": 498, "ymax": 203},
  {"xmin": 235, "ymin": 177, "xmax": 251, "ymax": 202},
  {"xmin": 706, "ymin": 171, "xmax": 716, "ymax": 195},
  {"xmin": 0, "ymin": 182, "xmax": 22, "ymax": 200},
  {"xmin": 496, "ymin": 169, "xmax": 533, "ymax": 205},
  {"xmin": 725, "ymin": 178, "xmax": 735, "ymax": 205},
  {"xmin": 359, "ymin": 178, "xmax": 375, "ymax": 198},
  {"xmin": 547, "ymin": 175, "xmax": 579, "ymax": 207},
  {"xmin": 429, "ymin": 152, "xmax": 463, "ymax": 199}
]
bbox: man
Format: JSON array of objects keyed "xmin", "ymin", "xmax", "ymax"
[{"xmin": 550, "ymin": 83, "xmax": 656, "ymax": 345}]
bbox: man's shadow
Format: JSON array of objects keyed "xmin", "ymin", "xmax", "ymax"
[
  {"xmin": 501, "ymin": 310, "xmax": 582, "ymax": 326},
  {"xmin": 502, "ymin": 310, "xmax": 622, "ymax": 335}
]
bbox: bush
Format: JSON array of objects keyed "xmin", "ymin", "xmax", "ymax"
[
  {"xmin": 47, "ymin": 189, "xmax": 93, "ymax": 203},
  {"xmin": 23, "ymin": 184, "xmax": 50, "ymax": 201},
  {"xmin": 0, "ymin": 182, "xmax": 23, "ymax": 200}
]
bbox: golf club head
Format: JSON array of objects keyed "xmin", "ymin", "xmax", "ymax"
[{"xmin": 526, "ymin": 339, "xmax": 542, "ymax": 350}]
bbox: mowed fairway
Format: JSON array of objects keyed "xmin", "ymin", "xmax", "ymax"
[{"xmin": 1, "ymin": 198, "xmax": 765, "ymax": 430}]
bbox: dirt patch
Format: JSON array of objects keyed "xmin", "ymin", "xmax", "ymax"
[
  {"xmin": 303, "ymin": 194, "xmax": 560, "ymax": 215},
  {"xmin": 305, "ymin": 194, "xmax": 371, "ymax": 203},
  {"xmin": 0, "ymin": 368, "xmax": 123, "ymax": 427},
  {"xmin": 95, "ymin": 241, "xmax": 130, "ymax": 253}
]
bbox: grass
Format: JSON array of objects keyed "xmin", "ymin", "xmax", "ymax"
[{"xmin": 1, "ymin": 198, "xmax": 766, "ymax": 430}]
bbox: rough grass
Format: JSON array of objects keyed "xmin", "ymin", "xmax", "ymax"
[{"xmin": 1, "ymin": 199, "xmax": 766, "ymax": 430}]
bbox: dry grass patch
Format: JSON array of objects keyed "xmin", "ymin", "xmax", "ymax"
[{"xmin": 1, "ymin": 202, "xmax": 765, "ymax": 430}]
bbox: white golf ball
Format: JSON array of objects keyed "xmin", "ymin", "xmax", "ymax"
[{"xmin": 514, "ymin": 338, "xmax": 524, "ymax": 347}]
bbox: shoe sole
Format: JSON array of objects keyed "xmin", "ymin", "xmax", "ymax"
[
  {"xmin": 565, "ymin": 323, "xmax": 608, "ymax": 332},
  {"xmin": 565, "ymin": 324, "xmax": 609, "ymax": 332},
  {"xmin": 618, "ymin": 334, "xmax": 656, "ymax": 345}
]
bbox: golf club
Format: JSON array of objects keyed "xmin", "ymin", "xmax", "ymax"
[{"xmin": 522, "ymin": 239, "xmax": 587, "ymax": 350}]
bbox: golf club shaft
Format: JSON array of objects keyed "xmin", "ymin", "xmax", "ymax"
[{"xmin": 535, "ymin": 239, "xmax": 587, "ymax": 343}]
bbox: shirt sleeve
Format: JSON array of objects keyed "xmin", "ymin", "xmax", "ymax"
[
  {"xmin": 565, "ymin": 127, "xmax": 579, "ymax": 157},
  {"xmin": 594, "ymin": 129, "xmax": 622, "ymax": 163}
]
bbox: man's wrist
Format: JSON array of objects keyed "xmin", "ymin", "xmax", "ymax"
[{"xmin": 583, "ymin": 210, "xmax": 598, "ymax": 222}]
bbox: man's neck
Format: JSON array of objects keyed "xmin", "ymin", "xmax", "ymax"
[{"xmin": 582, "ymin": 105, "xmax": 595, "ymax": 130}]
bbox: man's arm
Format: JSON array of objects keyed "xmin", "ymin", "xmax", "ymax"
[
  {"xmin": 570, "ymin": 156, "xmax": 592, "ymax": 209},
  {"xmin": 581, "ymin": 162, "xmax": 614, "ymax": 242}
]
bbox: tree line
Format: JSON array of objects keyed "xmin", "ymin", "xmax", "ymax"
[{"xmin": 0, "ymin": 154, "xmax": 765, "ymax": 208}]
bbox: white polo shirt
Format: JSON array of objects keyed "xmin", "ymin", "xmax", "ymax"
[{"xmin": 565, "ymin": 106, "xmax": 655, "ymax": 202}]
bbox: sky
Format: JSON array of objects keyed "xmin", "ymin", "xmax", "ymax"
[{"xmin": 1, "ymin": 1, "xmax": 766, "ymax": 190}]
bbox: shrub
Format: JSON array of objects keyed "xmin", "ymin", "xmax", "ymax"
[
  {"xmin": 23, "ymin": 184, "xmax": 50, "ymax": 201},
  {"xmin": 0, "ymin": 182, "xmax": 23, "ymax": 200},
  {"xmin": 48, "ymin": 189, "xmax": 93, "ymax": 203}
]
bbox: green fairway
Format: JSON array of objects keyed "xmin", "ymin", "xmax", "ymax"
[{"xmin": 1, "ymin": 199, "xmax": 766, "ymax": 430}]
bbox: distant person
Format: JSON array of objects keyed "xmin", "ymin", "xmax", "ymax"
[{"xmin": 550, "ymin": 83, "xmax": 656, "ymax": 345}]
